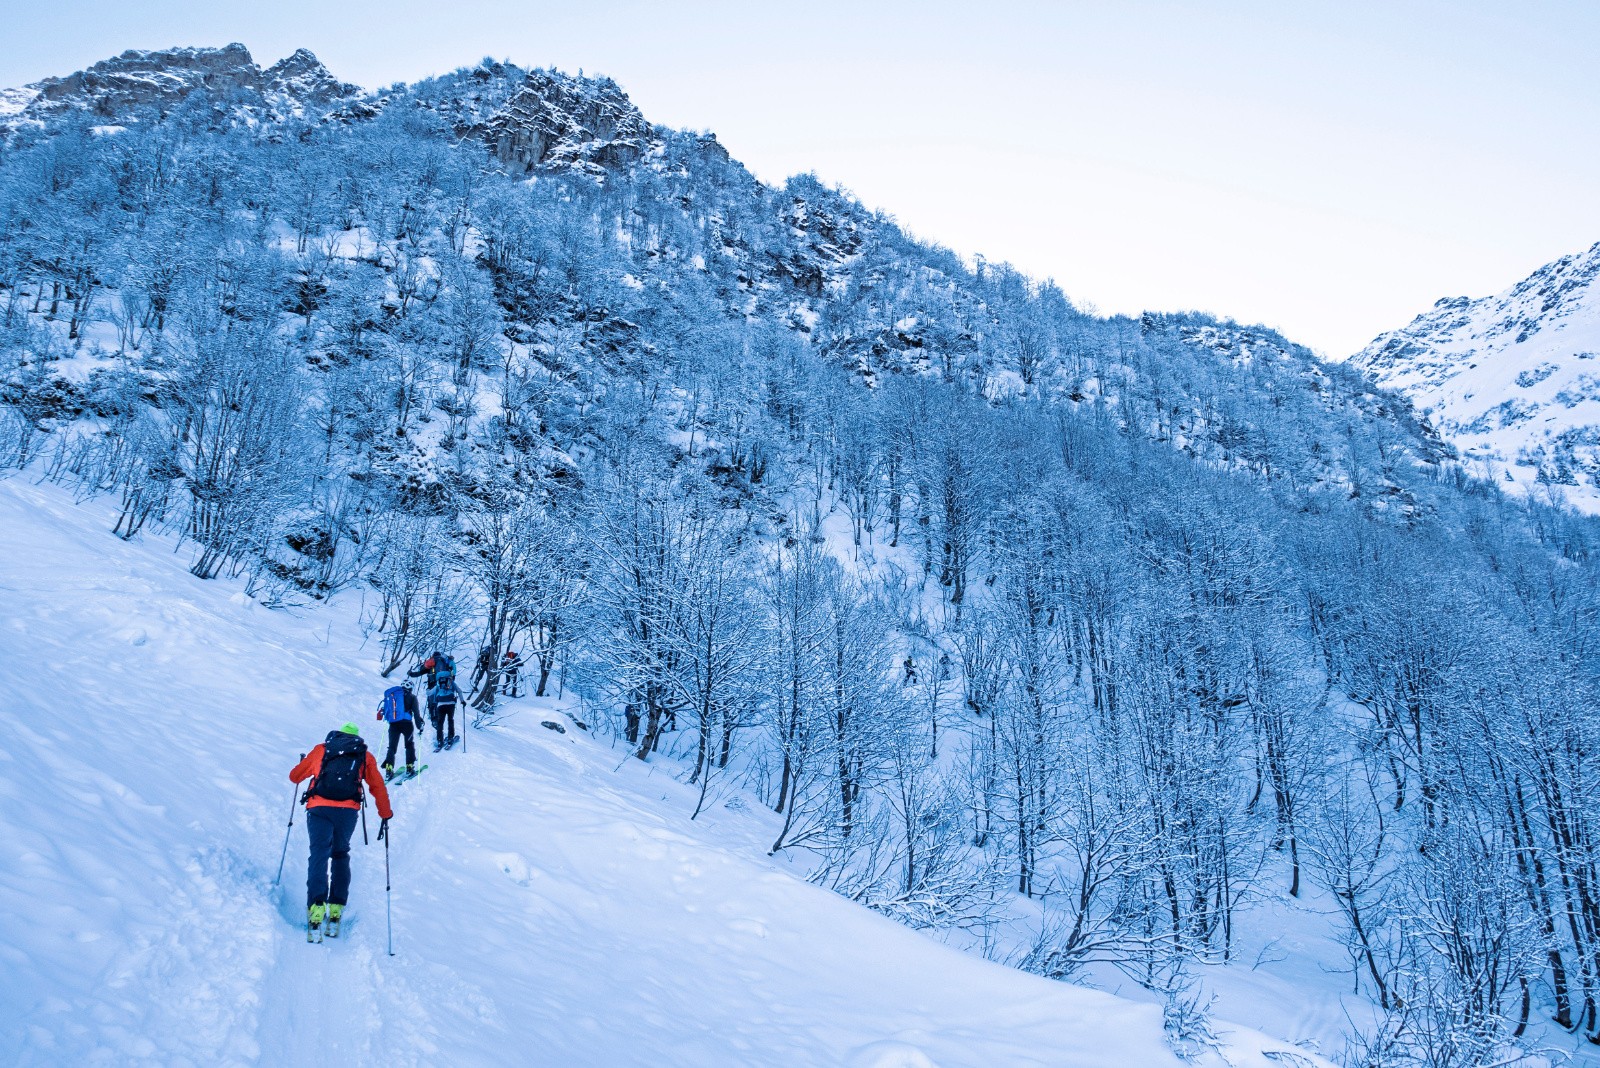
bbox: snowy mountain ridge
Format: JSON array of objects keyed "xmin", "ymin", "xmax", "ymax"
[
  {"xmin": 0, "ymin": 46, "xmax": 665, "ymax": 180},
  {"xmin": 0, "ymin": 43, "xmax": 361, "ymax": 130},
  {"xmin": 1349, "ymin": 240, "xmax": 1600, "ymax": 511},
  {"xmin": 0, "ymin": 43, "xmax": 1458, "ymax": 517}
]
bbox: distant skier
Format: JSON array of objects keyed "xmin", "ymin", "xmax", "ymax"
[
  {"xmin": 375, "ymin": 682, "xmax": 421, "ymax": 780},
  {"xmin": 903, "ymin": 656, "xmax": 918, "ymax": 686},
  {"xmin": 469, "ymin": 646, "xmax": 496, "ymax": 702},
  {"xmin": 409, "ymin": 650, "xmax": 460, "ymax": 751},
  {"xmin": 289, "ymin": 723, "xmax": 393, "ymax": 937},
  {"xmin": 502, "ymin": 647, "xmax": 523, "ymax": 698}
]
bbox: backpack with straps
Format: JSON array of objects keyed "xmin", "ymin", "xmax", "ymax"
[
  {"xmin": 307, "ymin": 731, "xmax": 367, "ymax": 803},
  {"xmin": 433, "ymin": 655, "xmax": 456, "ymax": 700},
  {"xmin": 379, "ymin": 686, "xmax": 410, "ymax": 723}
]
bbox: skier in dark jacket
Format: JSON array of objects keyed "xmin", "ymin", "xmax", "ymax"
[
  {"xmin": 375, "ymin": 682, "xmax": 421, "ymax": 780},
  {"xmin": 502, "ymin": 648, "xmax": 523, "ymax": 698},
  {"xmin": 289, "ymin": 723, "xmax": 392, "ymax": 935},
  {"xmin": 408, "ymin": 651, "xmax": 460, "ymax": 751}
]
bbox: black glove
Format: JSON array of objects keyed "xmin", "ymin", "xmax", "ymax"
[{"xmin": 378, "ymin": 817, "xmax": 390, "ymax": 841}]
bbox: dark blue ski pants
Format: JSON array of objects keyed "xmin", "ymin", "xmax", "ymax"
[{"xmin": 305, "ymin": 805, "xmax": 360, "ymax": 907}]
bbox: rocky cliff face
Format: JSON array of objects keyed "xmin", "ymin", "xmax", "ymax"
[
  {"xmin": 3, "ymin": 48, "xmax": 661, "ymax": 179},
  {"xmin": 262, "ymin": 47, "xmax": 362, "ymax": 113},
  {"xmin": 28, "ymin": 43, "xmax": 263, "ymax": 118},
  {"xmin": 1, "ymin": 43, "xmax": 359, "ymax": 131},
  {"xmin": 471, "ymin": 69, "xmax": 658, "ymax": 175},
  {"xmin": 1350, "ymin": 242, "xmax": 1600, "ymax": 511}
]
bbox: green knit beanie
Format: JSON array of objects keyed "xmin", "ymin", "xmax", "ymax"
[{"xmin": 339, "ymin": 722, "xmax": 361, "ymax": 735}]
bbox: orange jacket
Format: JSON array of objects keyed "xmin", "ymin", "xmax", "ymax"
[{"xmin": 290, "ymin": 744, "xmax": 393, "ymax": 820}]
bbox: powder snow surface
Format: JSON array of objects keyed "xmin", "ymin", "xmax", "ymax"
[{"xmin": 0, "ymin": 478, "xmax": 1321, "ymax": 1067}]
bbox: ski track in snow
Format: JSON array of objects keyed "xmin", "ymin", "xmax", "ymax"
[{"xmin": 0, "ymin": 477, "xmax": 1324, "ymax": 1067}]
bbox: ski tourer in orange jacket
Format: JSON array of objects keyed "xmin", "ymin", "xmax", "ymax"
[{"xmin": 290, "ymin": 737, "xmax": 394, "ymax": 820}]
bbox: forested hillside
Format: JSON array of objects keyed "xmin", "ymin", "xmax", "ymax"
[{"xmin": 3, "ymin": 46, "xmax": 1598, "ymax": 1067}]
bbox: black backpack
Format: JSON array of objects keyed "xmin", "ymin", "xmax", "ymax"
[{"xmin": 308, "ymin": 731, "xmax": 367, "ymax": 803}]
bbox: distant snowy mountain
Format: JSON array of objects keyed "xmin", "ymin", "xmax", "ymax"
[{"xmin": 1350, "ymin": 242, "xmax": 1600, "ymax": 511}]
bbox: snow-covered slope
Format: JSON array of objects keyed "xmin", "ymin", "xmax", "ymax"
[
  {"xmin": 1349, "ymin": 241, "xmax": 1600, "ymax": 510},
  {"xmin": 0, "ymin": 477, "xmax": 1322, "ymax": 1068}
]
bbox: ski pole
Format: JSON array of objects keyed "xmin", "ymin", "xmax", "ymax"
[
  {"xmin": 272, "ymin": 754, "xmax": 305, "ymax": 886},
  {"xmin": 380, "ymin": 817, "xmax": 393, "ymax": 957},
  {"xmin": 360, "ymin": 796, "xmax": 369, "ymax": 845}
]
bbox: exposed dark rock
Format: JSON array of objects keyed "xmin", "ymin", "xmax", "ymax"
[
  {"xmin": 471, "ymin": 69, "xmax": 657, "ymax": 175},
  {"xmin": 5, "ymin": 43, "xmax": 360, "ymax": 131},
  {"xmin": 263, "ymin": 47, "xmax": 361, "ymax": 108}
]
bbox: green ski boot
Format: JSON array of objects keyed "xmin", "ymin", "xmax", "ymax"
[
  {"xmin": 307, "ymin": 903, "xmax": 325, "ymax": 942},
  {"xmin": 327, "ymin": 903, "xmax": 344, "ymax": 937}
]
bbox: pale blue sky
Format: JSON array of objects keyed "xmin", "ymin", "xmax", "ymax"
[{"xmin": 4, "ymin": 0, "xmax": 1597, "ymax": 355}]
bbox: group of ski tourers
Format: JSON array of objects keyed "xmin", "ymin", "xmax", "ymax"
[
  {"xmin": 381, "ymin": 649, "xmax": 464, "ymax": 777},
  {"xmin": 284, "ymin": 649, "xmax": 474, "ymax": 942}
]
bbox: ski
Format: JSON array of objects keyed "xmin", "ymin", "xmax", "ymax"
[
  {"xmin": 387, "ymin": 765, "xmax": 428, "ymax": 785},
  {"xmin": 307, "ymin": 919, "xmax": 322, "ymax": 943}
]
